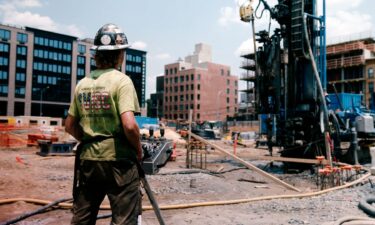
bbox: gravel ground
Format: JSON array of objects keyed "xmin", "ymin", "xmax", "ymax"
[{"xmin": 0, "ymin": 144, "xmax": 375, "ymax": 225}]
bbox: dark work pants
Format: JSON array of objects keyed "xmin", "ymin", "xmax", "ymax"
[{"xmin": 71, "ymin": 160, "xmax": 141, "ymax": 225}]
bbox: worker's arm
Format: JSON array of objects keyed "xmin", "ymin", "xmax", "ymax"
[
  {"xmin": 121, "ymin": 111, "xmax": 142, "ymax": 162},
  {"xmin": 65, "ymin": 115, "xmax": 83, "ymax": 142}
]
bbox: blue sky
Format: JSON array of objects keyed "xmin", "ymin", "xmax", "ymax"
[{"xmin": 0, "ymin": 0, "xmax": 374, "ymax": 99}]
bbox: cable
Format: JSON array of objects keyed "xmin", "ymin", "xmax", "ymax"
[
  {"xmin": 332, "ymin": 216, "xmax": 375, "ymax": 225},
  {"xmin": 0, "ymin": 197, "xmax": 72, "ymax": 225},
  {"xmin": 358, "ymin": 197, "xmax": 375, "ymax": 217}
]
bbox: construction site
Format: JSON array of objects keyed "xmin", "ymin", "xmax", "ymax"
[
  {"xmin": 0, "ymin": 114, "xmax": 374, "ymax": 225},
  {"xmin": 2, "ymin": 0, "xmax": 375, "ymax": 225}
]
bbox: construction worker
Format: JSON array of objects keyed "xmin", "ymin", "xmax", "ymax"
[{"xmin": 65, "ymin": 23, "xmax": 142, "ymax": 225}]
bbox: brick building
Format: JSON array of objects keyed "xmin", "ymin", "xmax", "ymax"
[
  {"xmin": 326, "ymin": 37, "xmax": 375, "ymax": 108},
  {"xmin": 161, "ymin": 43, "xmax": 238, "ymax": 122}
]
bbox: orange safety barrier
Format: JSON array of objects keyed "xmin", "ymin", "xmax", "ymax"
[
  {"xmin": 0, "ymin": 132, "xmax": 28, "ymax": 148},
  {"xmin": 169, "ymin": 142, "xmax": 177, "ymax": 161},
  {"xmin": 27, "ymin": 134, "xmax": 59, "ymax": 146}
]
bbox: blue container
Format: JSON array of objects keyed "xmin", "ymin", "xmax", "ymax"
[
  {"xmin": 135, "ymin": 116, "xmax": 159, "ymax": 129},
  {"xmin": 258, "ymin": 114, "xmax": 269, "ymax": 135},
  {"xmin": 327, "ymin": 93, "xmax": 363, "ymax": 111}
]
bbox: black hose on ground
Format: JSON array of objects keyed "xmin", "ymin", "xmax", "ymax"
[
  {"xmin": 0, "ymin": 197, "xmax": 72, "ymax": 225},
  {"xmin": 97, "ymin": 213, "xmax": 112, "ymax": 220},
  {"xmin": 358, "ymin": 197, "xmax": 375, "ymax": 217}
]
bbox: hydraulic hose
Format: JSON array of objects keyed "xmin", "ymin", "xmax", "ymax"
[
  {"xmin": 358, "ymin": 197, "xmax": 375, "ymax": 217},
  {"xmin": 0, "ymin": 197, "xmax": 72, "ymax": 225},
  {"xmin": 302, "ymin": 14, "xmax": 333, "ymax": 168},
  {"xmin": 0, "ymin": 169, "xmax": 370, "ymax": 212},
  {"xmin": 332, "ymin": 216, "xmax": 375, "ymax": 225}
]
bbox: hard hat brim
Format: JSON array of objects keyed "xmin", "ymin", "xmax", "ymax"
[{"xmin": 91, "ymin": 44, "xmax": 131, "ymax": 51}]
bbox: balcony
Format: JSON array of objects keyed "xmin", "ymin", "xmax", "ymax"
[
  {"xmin": 239, "ymin": 87, "xmax": 254, "ymax": 93},
  {"xmin": 327, "ymin": 55, "xmax": 365, "ymax": 70},
  {"xmin": 240, "ymin": 71, "xmax": 256, "ymax": 81},
  {"xmin": 327, "ymin": 41, "xmax": 366, "ymax": 55},
  {"xmin": 240, "ymin": 60, "xmax": 256, "ymax": 70}
]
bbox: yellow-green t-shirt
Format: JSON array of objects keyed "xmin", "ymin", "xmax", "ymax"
[{"xmin": 68, "ymin": 68, "xmax": 140, "ymax": 161}]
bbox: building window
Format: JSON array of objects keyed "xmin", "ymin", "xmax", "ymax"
[
  {"xmin": 78, "ymin": 56, "xmax": 85, "ymax": 64},
  {"xmin": 174, "ymin": 96, "xmax": 178, "ymax": 102},
  {"xmin": 77, "ymin": 68, "xmax": 85, "ymax": 76},
  {"xmin": 227, "ymin": 88, "xmax": 230, "ymax": 94},
  {"xmin": 15, "ymin": 73, "xmax": 24, "ymax": 82},
  {"xmin": 16, "ymin": 59, "xmax": 26, "ymax": 68},
  {"xmin": 186, "ymin": 75, "xmax": 189, "ymax": 81},
  {"xmin": 0, "ymin": 29, "xmax": 10, "ymax": 40},
  {"xmin": 174, "ymin": 86, "xmax": 178, "ymax": 92},
  {"xmin": 180, "ymin": 85, "xmax": 184, "ymax": 92},
  {"xmin": 174, "ymin": 77, "xmax": 178, "ymax": 83},
  {"xmin": 221, "ymin": 69, "xmax": 224, "ymax": 76},
  {"xmin": 197, "ymin": 84, "xmax": 200, "ymax": 90},
  {"xmin": 165, "ymin": 69, "xmax": 168, "ymax": 75},
  {"xmin": 197, "ymin": 94, "xmax": 200, "ymax": 100},
  {"xmin": 197, "ymin": 113, "xmax": 200, "ymax": 119},
  {"xmin": 0, "ymin": 57, "xmax": 9, "ymax": 66},
  {"xmin": 180, "ymin": 76, "xmax": 184, "ymax": 82},
  {"xmin": 180, "ymin": 95, "xmax": 184, "ymax": 101},
  {"xmin": 191, "ymin": 94, "xmax": 194, "ymax": 100},
  {"xmin": 17, "ymin": 46, "xmax": 27, "ymax": 55},
  {"xmin": 17, "ymin": 33, "xmax": 28, "ymax": 43},
  {"xmin": 186, "ymin": 85, "xmax": 189, "ymax": 91},
  {"xmin": 369, "ymin": 82, "xmax": 374, "ymax": 93},
  {"xmin": 227, "ymin": 79, "xmax": 230, "ymax": 85},
  {"xmin": 235, "ymin": 81, "xmax": 238, "ymax": 87},
  {"xmin": 174, "ymin": 68, "xmax": 177, "ymax": 74},
  {"xmin": 0, "ymin": 43, "xmax": 9, "ymax": 52},
  {"xmin": 0, "ymin": 71, "xmax": 8, "ymax": 79},
  {"xmin": 369, "ymin": 68, "xmax": 374, "ymax": 78},
  {"xmin": 197, "ymin": 104, "xmax": 200, "ymax": 110},
  {"xmin": 186, "ymin": 94, "xmax": 189, "ymax": 100},
  {"xmin": 78, "ymin": 44, "xmax": 86, "ymax": 54},
  {"xmin": 191, "ymin": 74, "xmax": 194, "ymax": 80},
  {"xmin": 227, "ymin": 97, "xmax": 230, "ymax": 103},
  {"xmin": 227, "ymin": 70, "xmax": 230, "ymax": 76},
  {"xmin": 191, "ymin": 84, "xmax": 194, "ymax": 90},
  {"xmin": 0, "ymin": 85, "xmax": 8, "ymax": 94},
  {"xmin": 198, "ymin": 74, "xmax": 201, "ymax": 80}
]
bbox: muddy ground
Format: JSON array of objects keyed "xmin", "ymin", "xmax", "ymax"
[{"xmin": 0, "ymin": 141, "xmax": 373, "ymax": 225}]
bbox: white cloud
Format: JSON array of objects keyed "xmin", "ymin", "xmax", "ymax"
[
  {"xmin": 12, "ymin": 0, "xmax": 42, "ymax": 8},
  {"xmin": 64, "ymin": 24, "xmax": 84, "ymax": 38},
  {"xmin": 131, "ymin": 41, "xmax": 147, "ymax": 50},
  {"xmin": 326, "ymin": 0, "xmax": 363, "ymax": 10},
  {"xmin": 155, "ymin": 53, "xmax": 171, "ymax": 60},
  {"xmin": 3, "ymin": 10, "xmax": 57, "ymax": 31},
  {"xmin": 235, "ymin": 38, "xmax": 254, "ymax": 56},
  {"xmin": 0, "ymin": 0, "xmax": 86, "ymax": 38},
  {"xmin": 218, "ymin": 6, "xmax": 242, "ymax": 26},
  {"xmin": 327, "ymin": 11, "xmax": 372, "ymax": 39},
  {"xmin": 218, "ymin": 0, "xmax": 279, "ymax": 27},
  {"xmin": 234, "ymin": 37, "xmax": 265, "ymax": 57}
]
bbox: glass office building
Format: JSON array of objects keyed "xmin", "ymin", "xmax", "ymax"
[{"xmin": 0, "ymin": 24, "xmax": 147, "ymax": 117}]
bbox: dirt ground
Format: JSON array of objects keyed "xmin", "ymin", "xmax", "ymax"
[{"xmin": 0, "ymin": 140, "xmax": 373, "ymax": 225}]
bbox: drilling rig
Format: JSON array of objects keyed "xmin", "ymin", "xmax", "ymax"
[{"xmin": 240, "ymin": 0, "xmax": 374, "ymax": 168}]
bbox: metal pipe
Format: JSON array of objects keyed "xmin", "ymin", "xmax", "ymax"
[{"xmin": 303, "ymin": 13, "xmax": 332, "ymax": 168}]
